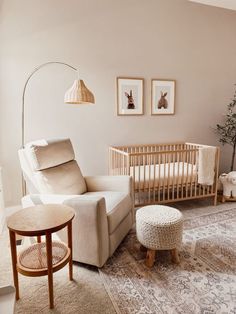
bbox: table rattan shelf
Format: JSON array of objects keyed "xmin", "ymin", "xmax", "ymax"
[{"xmin": 7, "ymin": 204, "xmax": 75, "ymax": 309}]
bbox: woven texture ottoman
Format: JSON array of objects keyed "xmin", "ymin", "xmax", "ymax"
[{"xmin": 136, "ymin": 205, "xmax": 183, "ymax": 267}]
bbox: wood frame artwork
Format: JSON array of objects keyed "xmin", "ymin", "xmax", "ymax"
[
  {"xmin": 117, "ymin": 77, "xmax": 144, "ymax": 116},
  {"xmin": 151, "ymin": 79, "xmax": 176, "ymax": 115}
]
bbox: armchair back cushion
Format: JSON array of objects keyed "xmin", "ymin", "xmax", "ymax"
[
  {"xmin": 19, "ymin": 139, "xmax": 87, "ymax": 195},
  {"xmin": 25, "ymin": 138, "xmax": 75, "ymax": 170}
]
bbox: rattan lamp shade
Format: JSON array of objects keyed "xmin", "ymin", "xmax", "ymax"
[{"xmin": 64, "ymin": 79, "xmax": 95, "ymax": 104}]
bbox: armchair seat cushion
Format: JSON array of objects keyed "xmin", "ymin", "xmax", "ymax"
[{"xmin": 84, "ymin": 191, "xmax": 132, "ymax": 234}]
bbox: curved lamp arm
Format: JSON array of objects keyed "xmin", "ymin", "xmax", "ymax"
[
  {"xmin": 21, "ymin": 61, "xmax": 95, "ymax": 196},
  {"xmin": 21, "ymin": 61, "xmax": 78, "ymax": 147},
  {"xmin": 21, "ymin": 61, "xmax": 79, "ymax": 197}
]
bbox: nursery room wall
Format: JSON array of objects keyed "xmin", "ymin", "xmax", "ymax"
[{"xmin": 0, "ymin": 0, "xmax": 236, "ymax": 206}]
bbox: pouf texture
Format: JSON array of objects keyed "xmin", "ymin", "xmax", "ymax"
[{"xmin": 136, "ymin": 205, "xmax": 183, "ymax": 250}]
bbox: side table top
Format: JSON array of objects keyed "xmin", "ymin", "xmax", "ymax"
[{"xmin": 7, "ymin": 204, "xmax": 75, "ymax": 235}]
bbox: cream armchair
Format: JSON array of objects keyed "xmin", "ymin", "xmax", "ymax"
[{"xmin": 18, "ymin": 139, "xmax": 134, "ymax": 267}]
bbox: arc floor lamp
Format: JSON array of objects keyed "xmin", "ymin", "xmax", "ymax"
[{"xmin": 21, "ymin": 61, "xmax": 95, "ymax": 194}]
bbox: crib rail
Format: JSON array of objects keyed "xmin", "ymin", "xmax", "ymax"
[{"xmin": 109, "ymin": 143, "xmax": 220, "ymax": 206}]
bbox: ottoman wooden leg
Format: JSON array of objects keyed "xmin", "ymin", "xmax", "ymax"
[
  {"xmin": 146, "ymin": 249, "xmax": 156, "ymax": 268},
  {"xmin": 171, "ymin": 248, "xmax": 180, "ymax": 264},
  {"xmin": 140, "ymin": 244, "xmax": 147, "ymax": 252}
]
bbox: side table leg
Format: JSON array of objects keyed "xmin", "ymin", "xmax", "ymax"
[
  {"xmin": 46, "ymin": 232, "xmax": 54, "ymax": 309},
  {"xmin": 9, "ymin": 231, "xmax": 19, "ymax": 300},
  {"xmin": 67, "ymin": 221, "xmax": 73, "ymax": 281}
]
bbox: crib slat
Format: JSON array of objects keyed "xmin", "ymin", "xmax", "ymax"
[
  {"xmin": 171, "ymin": 145, "xmax": 175, "ymax": 201},
  {"xmin": 186, "ymin": 149, "xmax": 189, "ymax": 198},
  {"xmin": 190, "ymin": 149, "xmax": 194, "ymax": 198},
  {"xmin": 148, "ymin": 154, "xmax": 151, "ymax": 203},
  {"xmin": 109, "ymin": 148, "xmax": 111, "ymax": 174},
  {"xmin": 177, "ymin": 148, "xmax": 180, "ymax": 191},
  {"xmin": 143, "ymin": 151, "xmax": 146, "ymax": 203},
  {"xmin": 180, "ymin": 148, "xmax": 184, "ymax": 198},
  {"xmin": 167, "ymin": 152, "xmax": 171, "ymax": 201},
  {"xmin": 113, "ymin": 149, "xmax": 115, "ymax": 175},
  {"xmin": 138, "ymin": 149, "xmax": 141, "ymax": 205},
  {"xmin": 127, "ymin": 155, "xmax": 130, "ymax": 176},
  {"xmin": 162, "ymin": 152, "xmax": 166, "ymax": 202},
  {"xmin": 153, "ymin": 153, "xmax": 156, "ymax": 203},
  {"xmin": 158, "ymin": 153, "xmax": 161, "ymax": 202},
  {"xmin": 207, "ymin": 184, "xmax": 210, "ymax": 195}
]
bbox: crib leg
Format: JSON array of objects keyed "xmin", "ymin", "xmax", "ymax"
[{"xmin": 213, "ymin": 194, "xmax": 218, "ymax": 206}]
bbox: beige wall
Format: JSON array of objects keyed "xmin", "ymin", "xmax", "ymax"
[{"xmin": 0, "ymin": 0, "xmax": 236, "ymax": 206}]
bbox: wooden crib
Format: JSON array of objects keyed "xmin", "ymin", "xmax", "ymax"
[{"xmin": 109, "ymin": 142, "xmax": 220, "ymax": 206}]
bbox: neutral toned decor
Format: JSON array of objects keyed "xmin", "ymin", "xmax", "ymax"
[
  {"xmin": 109, "ymin": 142, "xmax": 220, "ymax": 206},
  {"xmin": 21, "ymin": 61, "xmax": 95, "ymax": 195},
  {"xmin": 18, "ymin": 138, "xmax": 134, "ymax": 267},
  {"xmin": 151, "ymin": 79, "xmax": 175, "ymax": 115},
  {"xmin": 136, "ymin": 205, "xmax": 183, "ymax": 267},
  {"xmin": 219, "ymin": 171, "xmax": 236, "ymax": 202},
  {"xmin": 7, "ymin": 204, "xmax": 75, "ymax": 309},
  {"xmin": 100, "ymin": 204, "xmax": 236, "ymax": 314},
  {"xmin": 216, "ymin": 87, "xmax": 236, "ymax": 171},
  {"xmin": 0, "ymin": 285, "xmax": 15, "ymax": 314},
  {"xmin": 116, "ymin": 77, "xmax": 144, "ymax": 115},
  {"xmin": 0, "ymin": 201, "xmax": 235, "ymax": 313}
]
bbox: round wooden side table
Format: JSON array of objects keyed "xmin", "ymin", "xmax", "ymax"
[{"xmin": 7, "ymin": 204, "xmax": 75, "ymax": 309}]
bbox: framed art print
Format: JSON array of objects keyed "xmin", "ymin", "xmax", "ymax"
[
  {"xmin": 151, "ymin": 79, "xmax": 175, "ymax": 115},
  {"xmin": 117, "ymin": 77, "xmax": 144, "ymax": 115}
]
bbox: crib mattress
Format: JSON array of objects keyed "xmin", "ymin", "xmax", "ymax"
[{"xmin": 130, "ymin": 162, "xmax": 197, "ymax": 189}]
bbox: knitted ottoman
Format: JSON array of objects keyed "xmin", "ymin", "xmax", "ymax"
[{"xmin": 136, "ymin": 205, "xmax": 183, "ymax": 267}]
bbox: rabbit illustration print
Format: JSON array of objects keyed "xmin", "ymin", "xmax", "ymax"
[
  {"xmin": 125, "ymin": 90, "xmax": 135, "ymax": 109},
  {"xmin": 117, "ymin": 77, "xmax": 144, "ymax": 115},
  {"xmin": 152, "ymin": 79, "xmax": 175, "ymax": 115},
  {"xmin": 158, "ymin": 91, "xmax": 168, "ymax": 109}
]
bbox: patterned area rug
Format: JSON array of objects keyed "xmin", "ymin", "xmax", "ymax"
[{"xmin": 99, "ymin": 207, "xmax": 236, "ymax": 314}]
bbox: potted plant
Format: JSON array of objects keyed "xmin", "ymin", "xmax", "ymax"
[{"xmin": 216, "ymin": 88, "xmax": 236, "ymax": 172}]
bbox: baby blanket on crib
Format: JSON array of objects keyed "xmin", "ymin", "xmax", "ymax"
[{"xmin": 198, "ymin": 146, "xmax": 216, "ymax": 185}]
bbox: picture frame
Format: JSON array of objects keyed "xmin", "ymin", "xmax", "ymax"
[
  {"xmin": 151, "ymin": 79, "xmax": 176, "ymax": 115},
  {"xmin": 117, "ymin": 77, "xmax": 144, "ymax": 115}
]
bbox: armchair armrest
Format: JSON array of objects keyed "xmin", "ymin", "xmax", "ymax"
[
  {"xmin": 85, "ymin": 175, "xmax": 134, "ymax": 223},
  {"xmin": 21, "ymin": 194, "xmax": 109, "ymax": 267},
  {"xmin": 85, "ymin": 175, "xmax": 133, "ymax": 194}
]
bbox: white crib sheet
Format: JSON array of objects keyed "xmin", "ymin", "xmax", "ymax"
[{"xmin": 130, "ymin": 162, "xmax": 197, "ymax": 189}]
